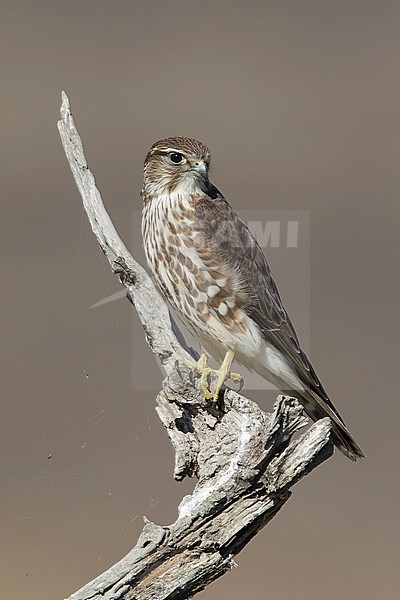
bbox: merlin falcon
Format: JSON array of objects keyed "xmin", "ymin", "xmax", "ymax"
[{"xmin": 141, "ymin": 136, "xmax": 364, "ymax": 461}]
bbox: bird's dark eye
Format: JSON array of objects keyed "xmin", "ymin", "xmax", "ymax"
[{"xmin": 169, "ymin": 152, "xmax": 184, "ymax": 164}]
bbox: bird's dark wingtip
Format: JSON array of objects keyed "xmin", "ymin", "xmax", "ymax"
[{"xmin": 334, "ymin": 431, "xmax": 366, "ymax": 461}]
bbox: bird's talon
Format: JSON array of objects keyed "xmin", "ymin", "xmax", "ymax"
[
  {"xmin": 180, "ymin": 351, "xmax": 243, "ymax": 402},
  {"xmin": 229, "ymin": 372, "xmax": 243, "ymax": 383},
  {"xmin": 200, "ymin": 369, "xmax": 212, "ymax": 398},
  {"xmin": 201, "ymin": 384, "xmax": 214, "ymax": 400}
]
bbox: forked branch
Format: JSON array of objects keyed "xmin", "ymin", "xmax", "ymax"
[{"xmin": 58, "ymin": 92, "xmax": 333, "ymax": 600}]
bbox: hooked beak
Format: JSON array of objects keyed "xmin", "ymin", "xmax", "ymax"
[{"xmin": 190, "ymin": 160, "xmax": 208, "ymax": 176}]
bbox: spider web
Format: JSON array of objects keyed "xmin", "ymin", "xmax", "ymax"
[
  {"xmin": 0, "ymin": 209, "xmax": 309, "ymax": 600},
  {"xmin": 0, "ymin": 211, "xmax": 193, "ymax": 600}
]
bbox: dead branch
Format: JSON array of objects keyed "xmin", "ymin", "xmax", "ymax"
[{"xmin": 58, "ymin": 92, "xmax": 333, "ymax": 600}]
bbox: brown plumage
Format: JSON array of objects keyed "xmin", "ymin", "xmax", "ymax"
[{"xmin": 141, "ymin": 136, "xmax": 365, "ymax": 461}]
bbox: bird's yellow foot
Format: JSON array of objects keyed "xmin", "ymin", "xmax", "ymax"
[{"xmin": 183, "ymin": 350, "xmax": 243, "ymax": 401}]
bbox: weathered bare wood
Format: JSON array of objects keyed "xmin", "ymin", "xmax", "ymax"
[{"xmin": 58, "ymin": 92, "xmax": 334, "ymax": 600}]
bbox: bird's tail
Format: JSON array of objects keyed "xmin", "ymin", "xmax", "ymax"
[{"xmin": 297, "ymin": 390, "xmax": 365, "ymax": 461}]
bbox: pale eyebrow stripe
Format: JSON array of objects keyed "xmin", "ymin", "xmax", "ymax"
[{"xmin": 149, "ymin": 147, "xmax": 185, "ymax": 156}]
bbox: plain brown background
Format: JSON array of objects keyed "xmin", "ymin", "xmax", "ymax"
[{"xmin": 1, "ymin": 1, "xmax": 399, "ymax": 599}]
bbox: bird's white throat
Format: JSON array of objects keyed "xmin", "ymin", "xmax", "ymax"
[{"xmin": 143, "ymin": 171, "xmax": 205, "ymax": 200}]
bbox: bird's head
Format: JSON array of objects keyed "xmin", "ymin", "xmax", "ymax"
[{"xmin": 142, "ymin": 136, "xmax": 212, "ymax": 198}]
